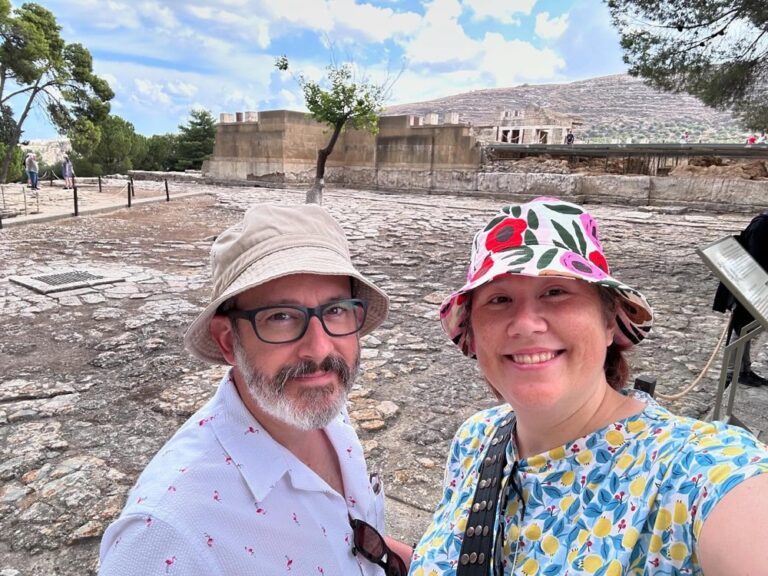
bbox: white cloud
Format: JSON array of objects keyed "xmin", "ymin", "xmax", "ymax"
[
  {"xmin": 535, "ymin": 11, "xmax": 569, "ymax": 40},
  {"xmin": 166, "ymin": 81, "xmax": 198, "ymax": 98},
  {"xmin": 138, "ymin": 1, "xmax": 179, "ymax": 29},
  {"xmin": 463, "ymin": 0, "xmax": 537, "ymax": 24},
  {"xmin": 479, "ymin": 32, "xmax": 565, "ymax": 83},
  {"xmin": 133, "ymin": 78, "xmax": 172, "ymax": 106},
  {"xmin": 404, "ymin": 0, "xmax": 481, "ymax": 65},
  {"xmin": 329, "ymin": 0, "xmax": 421, "ymax": 43}
]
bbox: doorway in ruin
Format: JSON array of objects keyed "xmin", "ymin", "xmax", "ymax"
[{"xmin": 536, "ymin": 129, "xmax": 549, "ymax": 144}]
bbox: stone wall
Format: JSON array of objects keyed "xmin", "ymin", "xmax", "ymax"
[{"xmin": 204, "ymin": 110, "xmax": 481, "ymax": 182}]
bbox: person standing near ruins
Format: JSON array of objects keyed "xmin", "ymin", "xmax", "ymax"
[
  {"xmin": 62, "ymin": 155, "xmax": 75, "ymax": 189},
  {"xmin": 564, "ymin": 129, "xmax": 575, "ymax": 145},
  {"xmin": 99, "ymin": 204, "xmax": 412, "ymax": 575},
  {"xmin": 25, "ymin": 152, "xmax": 39, "ymax": 191}
]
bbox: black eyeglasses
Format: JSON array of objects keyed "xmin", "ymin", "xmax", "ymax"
[
  {"xmin": 350, "ymin": 517, "xmax": 407, "ymax": 576},
  {"xmin": 225, "ymin": 298, "xmax": 368, "ymax": 344}
]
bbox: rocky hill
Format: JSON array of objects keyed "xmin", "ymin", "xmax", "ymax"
[{"xmin": 384, "ymin": 74, "xmax": 746, "ymax": 144}]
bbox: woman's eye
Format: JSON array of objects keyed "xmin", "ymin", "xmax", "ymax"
[
  {"xmin": 488, "ymin": 295, "xmax": 511, "ymax": 305},
  {"xmin": 543, "ymin": 288, "xmax": 566, "ymax": 297}
]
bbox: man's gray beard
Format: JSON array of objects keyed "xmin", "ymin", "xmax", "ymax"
[{"xmin": 232, "ymin": 332, "xmax": 359, "ymax": 431}]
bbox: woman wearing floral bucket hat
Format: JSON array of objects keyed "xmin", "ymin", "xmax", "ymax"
[{"xmin": 410, "ymin": 197, "xmax": 768, "ymax": 576}]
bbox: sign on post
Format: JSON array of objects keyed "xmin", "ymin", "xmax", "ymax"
[{"xmin": 697, "ymin": 236, "xmax": 768, "ymax": 430}]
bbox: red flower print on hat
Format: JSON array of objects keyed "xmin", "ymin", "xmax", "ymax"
[
  {"xmin": 469, "ymin": 255, "xmax": 494, "ymax": 282},
  {"xmin": 485, "ymin": 218, "xmax": 527, "ymax": 252},
  {"xmin": 588, "ymin": 250, "xmax": 609, "ymax": 273}
]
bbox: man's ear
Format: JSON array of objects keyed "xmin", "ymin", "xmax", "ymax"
[{"xmin": 209, "ymin": 315, "xmax": 237, "ymax": 366}]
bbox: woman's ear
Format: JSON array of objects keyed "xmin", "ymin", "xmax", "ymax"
[{"xmin": 209, "ymin": 315, "xmax": 237, "ymax": 366}]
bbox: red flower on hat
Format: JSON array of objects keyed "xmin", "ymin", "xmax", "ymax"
[
  {"xmin": 588, "ymin": 250, "xmax": 609, "ymax": 273},
  {"xmin": 485, "ymin": 219, "xmax": 527, "ymax": 252},
  {"xmin": 469, "ymin": 255, "xmax": 495, "ymax": 282}
]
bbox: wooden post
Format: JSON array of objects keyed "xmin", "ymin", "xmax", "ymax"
[
  {"xmin": 130, "ymin": 175, "xmax": 135, "ymax": 197},
  {"xmin": 127, "ymin": 182, "xmax": 132, "ymax": 207},
  {"xmin": 98, "ymin": 175, "xmax": 102, "ymax": 193},
  {"xmin": 165, "ymin": 179, "xmax": 170, "ymax": 202},
  {"xmin": 73, "ymin": 185, "xmax": 79, "ymax": 216}
]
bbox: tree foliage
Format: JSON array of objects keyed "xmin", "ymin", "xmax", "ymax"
[
  {"xmin": 0, "ymin": 1, "xmax": 113, "ymax": 182},
  {"xmin": 74, "ymin": 114, "xmax": 144, "ymax": 176},
  {"xmin": 606, "ymin": 0, "xmax": 768, "ymax": 129},
  {"xmin": 276, "ymin": 55, "xmax": 391, "ymax": 204},
  {"xmin": 176, "ymin": 109, "xmax": 215, "ymax": 170}
]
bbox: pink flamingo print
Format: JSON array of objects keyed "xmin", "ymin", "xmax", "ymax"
[
  {"xmin": 318, "ymin": 567, "xmax": 325, "ymax": 574},
  {"xmin": 213, "ymin": 490, "xmax": 221, "ymax": 503},
  {"xmin": 164, "ymin": 556, "xmax": 176, "ymax": 573},
  {"xmin": 167, "ymin": 485, "xmax": 176, "ymax": 492},
  {"xmin": 205, "ymin": 534, "xmax": 214, "ymax": 547},
  {"xmin": 348, "ymin": 496, "xmax": 357, "ymax": 507},
  {"xmin": 255, "ymin": 503, "xmax": 267, "ymax": 515},
  {"xmin": 321, "ymin": 526, "xmax": 327, "ymax": 538},
  {"xmin": 245, "ymin": 426, "xmax": 259, "ymax": 435},
  {"xmin": 285, "ymin": 555, "xmax": 293, "ymax": 570},
  {"xmin": 136, "ymin": 496, "xmax": 146, "ymax": 504},
  {"xmin": 346, "ymin": 446, "xmax": 353, "ymax": 458},
  {"xmin": 245, "ymin": 546, "xmax": 254, "ymax": 555},
  {"xmin": 224, "ymin": 455, "xmax": 233, "ymax": 465},
  {"xmin": 145, "ymin": 516, "xmax": 153, "ymax": 528},
  {"xmin": 292, "ymin": 512, "xmax": 300, "ymax": 526}
]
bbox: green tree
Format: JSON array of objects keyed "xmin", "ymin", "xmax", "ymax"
[
  {"xmin": 606, "ymin": 0, "xmax": 768, "ymax": 129},
  {"xmin": 84, "ymin": 114, "xmax": 141, "ymax": 175},
  {"xmin": 176, "ymin": 109, "xmax": 215, "ymax": 170},
  {"xmin": 0, "ymin": 1, "xmax": 113, "ymax": 182},
  {"xmin": 276, "ymin": 55, "xmax": 392, "ymax": 204},
  {"xmin": 138, "ymin": 133, "xmax": 179, "ymax": 171}
]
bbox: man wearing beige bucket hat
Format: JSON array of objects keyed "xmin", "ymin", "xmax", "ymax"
[{"xmin": 99, "ymin": 204, "xmax": 411, "ymax": 575}]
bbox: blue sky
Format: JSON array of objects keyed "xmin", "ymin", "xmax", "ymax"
[{"xmin": 16, "ymin": 0, "xmax": 628, "ymax": 139}]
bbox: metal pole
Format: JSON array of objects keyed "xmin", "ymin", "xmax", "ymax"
[
  {"xmin": 127, "ymin": 182, "xmax": 132, "ymax": 207},
  {"xmin": 98, "ymin": 175, "xmax": 102, "ymax": 193},
  {"xmin": 165, "ymin": 179, "xmax": 169, "ymax": 201},
  {"xmin": 73, "ymin": 185, "xmax": 79, "ymax": 216}
]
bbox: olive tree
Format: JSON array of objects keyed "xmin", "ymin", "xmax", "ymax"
[{"xmin": 276, "ymin": 55, "xmax": 391, "ymax": 204}]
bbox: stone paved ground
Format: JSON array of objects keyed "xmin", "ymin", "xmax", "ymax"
[{"xmin": 1, "ymin": 184, "xmax": 767, "ymax": 575}]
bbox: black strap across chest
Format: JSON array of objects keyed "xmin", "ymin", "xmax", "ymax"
[{"xmin": 456, "ymin": 412, "xmax": 516, "ymax": 575}]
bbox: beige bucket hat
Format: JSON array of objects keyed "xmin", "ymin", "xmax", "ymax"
[{"xmin": 184, "ymin": 203, "xmax": 390, "ymax": 364}]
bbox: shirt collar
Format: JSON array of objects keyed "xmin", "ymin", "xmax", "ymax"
[{"xmin": 209, "ymin": 370, "xmax": 369, "ymax": 508}]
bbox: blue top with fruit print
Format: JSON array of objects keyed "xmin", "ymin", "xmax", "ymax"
[{"xmin": 409, "ymin": 394, "xmax": 768, "ymax": 576}]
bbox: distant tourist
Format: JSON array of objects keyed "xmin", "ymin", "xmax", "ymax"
[
  {"xmin": 680, "ymin": 130, "xmax": 690, "ymax": 144},
  {"xmin": 758, "ymin": 132, "xmax": 767, "ymax": 145},
  {"xmin": 564, "ymin": 129, "xmax": 575, "ymax": 145},
  {"xmin": 62, "ymin": 155, "xmax": 75, "ymax": 190},
  {"xmin": 24, "ymin": 152, "xmax": 39, "ymax": 191},
  {"xmin": 746, "ymin": 134, "xmax": 758, "ymax": 146}
]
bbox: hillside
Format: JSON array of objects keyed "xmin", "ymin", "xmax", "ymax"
[{"xmin": 383, "ymin": 74, "xmax": 746, "ymax": 144}]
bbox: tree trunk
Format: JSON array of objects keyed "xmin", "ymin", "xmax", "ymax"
[
  {"xmin": 306, "ymin": 119, "xmax": 346, "ymax": 204},
  {"xmin": 306, "ymin": 177, "xmax": 324, "ymax": 204}
]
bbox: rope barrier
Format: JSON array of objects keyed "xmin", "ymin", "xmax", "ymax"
[{"xmin": 654, "ymin": 319, "xmax": 730, "ymax": 401}]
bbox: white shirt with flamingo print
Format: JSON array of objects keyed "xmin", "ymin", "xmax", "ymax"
[{"xmin": 99, "ymin": 370, "xmax": 386, "ymax": 575}]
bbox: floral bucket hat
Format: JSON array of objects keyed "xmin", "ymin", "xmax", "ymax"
[{"xmin": 440, "ymin": 197, "xmax": 653, "ymax": 358}]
